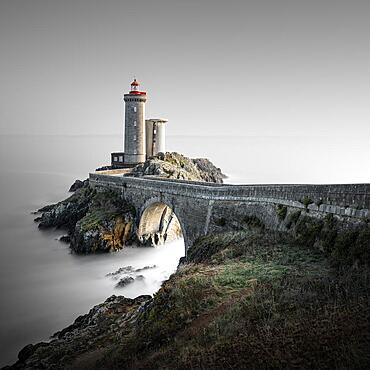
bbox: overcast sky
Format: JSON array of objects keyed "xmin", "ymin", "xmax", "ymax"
[{"xmin": 1, "ymin": 0, "xmax": 369, "ymax": 137}]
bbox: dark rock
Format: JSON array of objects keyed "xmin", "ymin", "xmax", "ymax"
[
  {"xmin": 135, "ymin": 265, "xmax": 157, "ymax": 272},
  {"xmin": 17, "ymin": 344, "xmax": 35, "ymax": 362},
  {"xmin": 95, "ymin": 165, "xmax": 112, "ymax": 171},
  {"xmin": 35, "ymin": 186, "xmax": 95, "ymax": 231},
  {"xmin": 6, "ymin": 295, "xmax": 152, "ymax": 369},
  {"xmin": 59, "ymin": 235, "xmax": 71, "ymax": 243},
  {"xmin": 106, "ymin": 266, "xmax": 134, "ymax": 277},
  {"xmin": 52, "ymin": 294, "xmax": 150, "ymax": 340},
  {"xmin": 37, "ymin": 204, "xmax": 56, "ymax": 213},
  {"xmin": 115, "ymin": 276, "xmax": 134, "ymax": 288},
  {"xmin": 69, "ymin": 179, "xmax": 89, "ymax": 192},
  {"xmin": 14, "ymin": 342, "xmax": 48, "ymax": 368},
  {"xmin": 177, "ymin": 256, "xmax": 187, "ymax": 268}
]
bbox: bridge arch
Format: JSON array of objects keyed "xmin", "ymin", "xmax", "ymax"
[{"xmin": 137, "ymin": 197, "xmax": 187, "ymax": 248}]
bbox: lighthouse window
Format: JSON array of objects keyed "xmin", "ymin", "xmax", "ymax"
[
  {"xmin": 153, "ymin": 129, "xmax": 157, "ymax": 134},
  {"xmin": 119, "ymin": 156, "xmax": 123, "ymax": 162},
  {"xmin": 134, "ymin": 121, "xmax": 137, "ymax": 126},
  {"xmin": 114, "ymin": 156, "xmax": 118, "ymax": 161},
  {"xmin": 134, "ymin": 135, "xmax": 136, "ymax": 141},
  {"xmin": 133, "ymin": 107, "xmax": 137, "ymax": 112}
]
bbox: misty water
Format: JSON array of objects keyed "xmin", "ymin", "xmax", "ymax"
[{"xmin": 0, "ymin": 134, "xmax": 370, "ymax": 367}]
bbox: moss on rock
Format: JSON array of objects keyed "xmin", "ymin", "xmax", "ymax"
[
  {"xmin": 35, "ymin": 186, "xmax": 137, "ymax": 254},
  {"xmin": 130, "ymin": 152, "xmax": 226, "ymax": 183}
]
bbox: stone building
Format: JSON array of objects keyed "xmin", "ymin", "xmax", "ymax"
[
  {"xmin": 111, "ymin": 79, "xmax": 168, "ymax": 168},
  {"xmin": 145, "ymin": 118, "xmax": 168, "ymax": 157}
]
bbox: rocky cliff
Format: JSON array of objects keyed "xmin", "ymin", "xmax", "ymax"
[{"xmin": 35, "ymin": 186, "xmax": 137, "ymax": 254}]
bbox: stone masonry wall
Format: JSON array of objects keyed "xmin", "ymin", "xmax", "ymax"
[{"xmin": 89, "ymin": 173, "xmax": 370, "ymax": 252}]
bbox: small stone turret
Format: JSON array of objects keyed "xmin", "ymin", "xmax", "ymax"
[
  {"xmin": 123, "ymin": 79, "xmax": 147, "ymax": 164},
  {"xmin": 145, "ymin": 118, "xmax": 168, "ymax": 157}
]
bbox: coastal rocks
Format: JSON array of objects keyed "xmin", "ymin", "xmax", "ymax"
[
  {"xmin": 71, "ymin": 215, "xmax": 135, "ymax": 254},
  {"xmin": 68, "ymin": 178, "xmax": 89, "ymax": 192},
  {"xmin": 106, "ymin": 265, "xmax": 157, "ymax": 288},
  {"xmin": 34, "ymin": 186, "xmax": 138, "ymax": 254},
  {"xmin": 35, "ymin": 186, "xmax": 95, "ymax": 231},
  {"xmin": 130, "ymin": 152, "xmax": 226, "ymax": 183},
  {"xmin": 192, "ymin": 157, "xmax": 227, "ymax": 183},
  {"xmin": 58, "ymin": 235, "xmax": 71, "ymax": 243},
  {"xmin": 9, "ymin": 295, "xmax": 151, "ymax": 370},
  {"xmin": 135, "ymin": 265, "xmax": 157, "ymax": 272},
  {"xmin": 115, "ymin": 276, "xmax": 134, "ymax": 287},
  {"xmin": 106, "ymin": 266, "xmax": 135, "ymax": 277}
]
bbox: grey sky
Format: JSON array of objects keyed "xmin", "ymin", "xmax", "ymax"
[{"xmin": 1, "ymin": 0, "xmax": 369, "ymax": 136}]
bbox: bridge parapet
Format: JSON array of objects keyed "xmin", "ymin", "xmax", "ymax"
[{"xmin": 90, "ymin": 173, "xmax": 370, "ymax": 212}]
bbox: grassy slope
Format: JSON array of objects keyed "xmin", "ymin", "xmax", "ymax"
[{"xmin": 90, "ymin": 230, "xmax": 370, "ymax": 370}]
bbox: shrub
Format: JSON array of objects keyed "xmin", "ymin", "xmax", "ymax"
[
  {"xmin": 295, "ymin": 216, "xmax": 323, "ymax": 248},
  {"xmin": 276, "ymin": 205, "xmax": 287, "ymax": 221},
  {"xmin": 301, "ymin": 196, "xmax": 314, "ymax": 209},
  {"xmin": 242, "ymin": 215, "xmax": 265, "ymax": 230},
  {"xmin": 286, "ymin": 210, "xmax": 301, "ymax": 229},
  {"xmin": 215, "ymin": 217, "xmax": 226, "ymax": 227}
]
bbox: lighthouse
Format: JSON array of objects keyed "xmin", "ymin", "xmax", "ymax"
[
  {"xmin": 110, "ymin": 79, "xmax": 168, "ymax": 168},
  {"xmin": 123, "ymin": 79, "xmax": 147, "ymax": 164}
]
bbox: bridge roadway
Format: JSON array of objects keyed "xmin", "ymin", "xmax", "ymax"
[{"xmin": 89, "ymin": 173, "xmax": 370, "ymax": 251}]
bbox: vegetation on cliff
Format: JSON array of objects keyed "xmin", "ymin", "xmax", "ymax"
[
  {"xmin": 13, "ymin": 220, "xmax": 370, "ymax": 369},
  {"xmin": 282, "ymin": 211, "xmax": 370, "ymax": 267},
  {"xmin": 99, "ymin": 229, "xmax": 369, "ymax": 370}
]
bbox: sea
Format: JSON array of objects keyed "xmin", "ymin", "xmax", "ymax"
[{"xmin": 0, "ymin": 133, "xmax": 369, "ymax": 367}]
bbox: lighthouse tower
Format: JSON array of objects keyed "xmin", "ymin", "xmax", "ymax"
[
  {"xmin": 123, "ymin": 79, "xmax": 147, "ymax": 164},
  {"xmin": 110, "ymin": 78, "xmax": 169, "ymax": 169}
]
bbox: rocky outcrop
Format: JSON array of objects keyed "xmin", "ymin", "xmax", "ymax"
[
  {"xmin": 8, "ymin": 295, "xmax": 151, "ymax": 370},
  {"xmin": 34, "ymin": 187, "xmax": 137, "ymax": 254},
  {"xmin": 68, "ymin": 179, "xmax": 89, "ymax": 192},
  {"xmin": 105, "ymin": 265, "xmax": 156, "ymax": 289},
  {"xmin": 130, "ymin": 152, "xmax": 226, "ymax": 183},
  {"xmin": 35, "ymin": 186, "xmax": 95, "ymax": 231},
  {"xmin": 115, "ymin": 276, "xmax": 134, "ymax": 288}
]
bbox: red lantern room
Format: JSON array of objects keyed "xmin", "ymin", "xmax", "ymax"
[{"xmin": 129, "ymin": 78, "xmax": 146, "ymax": 95}]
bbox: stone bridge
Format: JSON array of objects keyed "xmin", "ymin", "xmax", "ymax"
[{"xmin": 89, "ymin": 173, "xmax": 370, "ymax": 254}]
